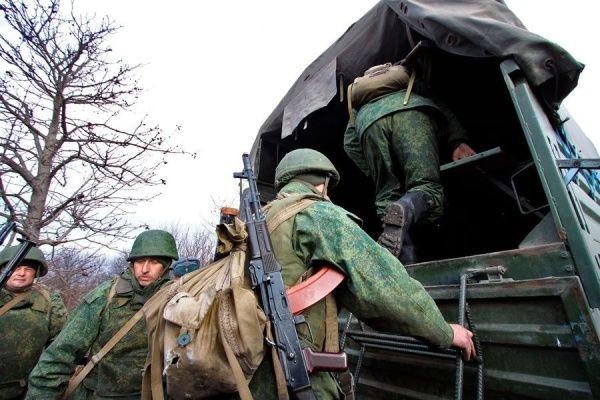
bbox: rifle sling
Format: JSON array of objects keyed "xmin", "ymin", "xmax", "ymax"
[
  {"xmin": 268, "ymin": 320, "xmax": 290, "ymax": 400},
  {"xmin": 0, "ymin": 292, "xmax": 25, "ymax": 317}
]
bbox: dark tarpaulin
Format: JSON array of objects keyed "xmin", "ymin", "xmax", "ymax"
[{"xmin": 252, "ymin": 0, "xmax": 584, "ymax": 164}]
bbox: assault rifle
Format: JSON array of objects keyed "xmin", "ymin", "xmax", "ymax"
[
  {"xmin": 234, "ymin": 153, "xmax": 346, "ymax": 400},
  {"xmin": 0, "ymin": 221, "xmax": 15, "ymax": 246},
  {"xmin": 0, "ymin": 222, "xmax": 36, "ymax": 289}
]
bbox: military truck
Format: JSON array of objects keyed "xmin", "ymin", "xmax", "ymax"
[{"xmin": 248, "ymin": 1, "xmax": 600, "ymax": 399}]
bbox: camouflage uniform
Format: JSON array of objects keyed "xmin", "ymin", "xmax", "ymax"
[
  {"xmin": 245, "ymin": 181, "xmax": 453, "ymax": 400},
  {"xmin": 0, "ymin": 286, "xmax": 67, "ymax": 400},
  {"xmin": 344, "ymin": 89, "xmax": 469, "ymax": 220},
  {"xmin": 26, "ymin": 267, "xmax": 170, "ymax": 400}
]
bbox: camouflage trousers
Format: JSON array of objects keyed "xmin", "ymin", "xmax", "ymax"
[{"xmin": 360, "ymin": 109, "xmax": 443, "ymax": 222}]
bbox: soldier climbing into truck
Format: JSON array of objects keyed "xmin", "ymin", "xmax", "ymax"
[{"xmin": 344, "ymin": 61, "xmax": 476, "ymax": 264}]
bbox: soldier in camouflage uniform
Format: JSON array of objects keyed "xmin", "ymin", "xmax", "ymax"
[
  {"xmin": 0, "ymin": 246, "xmax": 68, "ymax": 400},
  {"xmin": 26, "ymin": 230, "xmax": 178, "ymax": 400},
  {"xmin": 344, "ymin": 64, "xmax": 475, "ymax": 263},
  {"xmin": 246, "ymin": 149, "xmax": 475, "ymax": 400}
]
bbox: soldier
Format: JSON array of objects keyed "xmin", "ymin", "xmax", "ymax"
[
  {"xmin": 26, "ymin": 230, "xmax": 178, "ymax": 400},
  {"xmin": 0, "ymin": 246, "xmax": 68, "ymax": 400},
  {"xmin": 344, "ymin": 64, "xmax": 476, "ymax": 263},
  {"xmin": 248, "ymin": 148, "xmax": 475, "ymax": 399}
]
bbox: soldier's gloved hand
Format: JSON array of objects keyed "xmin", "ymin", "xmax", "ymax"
[
  {"xmin": 452, "ymin": 143, "xmax": 476, "ymax": 161},
  {"xmin": 449, "ymin": 323, "xmax": 476, "ymax": 361}
]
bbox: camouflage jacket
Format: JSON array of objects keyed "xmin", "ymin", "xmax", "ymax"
[
  {"xmin": 344, "ymin": 90, "xmax": 469, "ymax": 176},
  {"xmin": 0, "ymin": 286, "xmax": 68, "ymax": 400},
  {"xmin": 26, "ymin": 268, "xmax": 169, "ymax": 400},
  {"xmin": 244, "ymin": 182, "xmax": 453, "ymax": 400}
]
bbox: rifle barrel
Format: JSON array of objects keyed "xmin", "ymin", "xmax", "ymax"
[{"xmin": 0, "ymin": 221, "xmax": 16, "ymax": 246}]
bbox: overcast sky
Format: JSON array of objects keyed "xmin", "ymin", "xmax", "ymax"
[{"xmin": 78, "ymin": 0, "xmax": 598, "ymax": 244}]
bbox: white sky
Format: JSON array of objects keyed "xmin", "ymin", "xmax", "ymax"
[{"xmin": 77, "ymin": 0, "xmax": 598, "ymax": 244}]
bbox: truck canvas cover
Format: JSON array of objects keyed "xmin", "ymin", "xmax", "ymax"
[{"xmin": 252, "ymin": 0, "xmax": 583, "ymax": 159}]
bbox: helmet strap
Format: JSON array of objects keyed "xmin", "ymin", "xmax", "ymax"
[{"xmin": 322, "ymin": 176, "xmax": 330, "ymax": 198}]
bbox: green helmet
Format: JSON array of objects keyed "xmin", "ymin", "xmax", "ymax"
[
  {"xmin": 127, "ymin": 229, "xmax": 178, "ymax": 261},
  {"xmin": 0, "ymin": 245, "xmax": 48, "ymax": 277},
  {"xmin": 275, "ymin": 148, "xmax": 340, "ymax": 189}
]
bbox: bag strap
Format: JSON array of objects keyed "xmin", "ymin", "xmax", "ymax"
[
  {"xmin": 34, "ymin": 284, "xmax": 52, "ymax": 304},
  {"xmin": 32, "ymin": 285, "xmax": 54, "ymax": 324},
  {"xmin": 325, "ymin": 295, "xmax": 355, "ymax": 399},
  {"xmin": 103, "ymin": 278, "xmax": 118, "ymax": 315},
  {"xmin": 221, "ymin": 321, "xmax": 256, "ymax": 400},
  {"xmin": 267, "ymin": 197, "xmax": 317, "ymax": 233},
  {"xmin": 63, "ymin": 308, "xmax": 144, "ymax": 399},
  {"xmin": 402, "ymin": 68, "xmax": 417, "ymax": 106},
  {"xmin": 62, "ymin": 280, "xmax": 138, "ymax": 399},
  {"xmin": 144, "ymin": 302, "xmax": 170, "ymax": 400},
  {"xmin": 0, "ymin": 292, "xmax": 25, "ymax": 317},
  {"xmin": 324, "ymin": 294, "xmax": 339, "ymax": 352}
]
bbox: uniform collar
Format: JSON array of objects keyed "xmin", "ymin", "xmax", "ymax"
[{"xmin": 280, "ymin": 181, "xmax": 320, "ymax": 195}]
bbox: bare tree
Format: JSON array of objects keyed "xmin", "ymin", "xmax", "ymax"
[
  {"xmin": 41, "ymin": 246, "xmax": 123, "ymax": 309},
  {"xmin": 158, "ymin": 223, "xmax": 216, "ymax": 267},
  {"xmin": 0, "ymin": 0, "xmax": 191, "ymax": 246},
  {"xmin": 107, "ymin": 250, "xmax": 128, "ymax": 276}
]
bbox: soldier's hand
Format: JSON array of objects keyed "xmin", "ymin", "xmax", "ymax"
[
  {"xmin": 449, "ymin": 323, "xmax": 476, "ymax": 361},
  {"xmin": 452, "ymin": 143, "xmax": 476, "ymax": 161}
]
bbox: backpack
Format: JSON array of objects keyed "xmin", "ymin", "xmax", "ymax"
[
  {"xmin": 140, "ymin": 216, "xmax": 259, "ymax": 400},
  {"xmin": 141, "ymin": 198, "xmax": 320, "ymax": 400},
  {"xmin": 348, "ymin": 63, "xmax": 412, "ymax": 111}
]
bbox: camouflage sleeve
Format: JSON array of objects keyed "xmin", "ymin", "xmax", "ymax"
[
  {"xmin": 26, "ymin": 281, "xmax": 112, "ymax": 400},
  {"xmin": 431, "ymin": 97, "xmax": 469, "ymax": 150},
  {"xmin": 343, "ymin": 118, "xmax": 371, "ymax": 177},
  {"xmin": 293, "ymin": 202, "xmax": 453, "ymax": 348},
  {"xmin": 48, "ymin": 292, "xmax": 68, "ymax": 341}
]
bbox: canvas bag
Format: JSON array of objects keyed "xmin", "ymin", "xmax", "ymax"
[
  {"xmin": 142, "ymin": 217, "xmax": 265, "ymax": 400},
  {"xmin": 348, "ymin": 62, "xmax": 411, "ymax": 112},
  {"xmin": 142, "ymin": 198, "xmax": 319, "ymax": 400}
]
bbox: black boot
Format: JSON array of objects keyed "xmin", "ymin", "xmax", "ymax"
[{"xmin": 377, "ymin": 191, "xmax": 433, "ymax": 263}]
